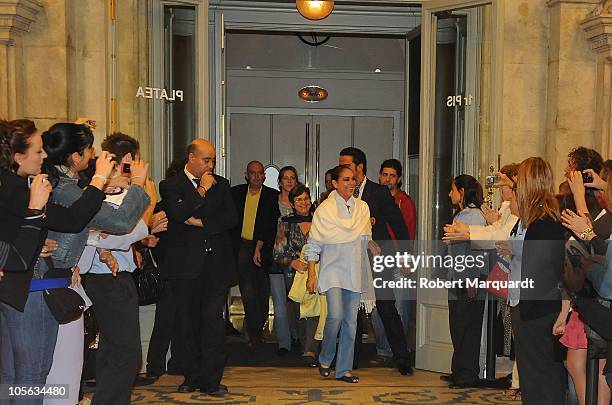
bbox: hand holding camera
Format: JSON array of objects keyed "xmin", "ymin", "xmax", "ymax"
[
  {"xmin": 95, "ymin": 151, "xmax": 116, "ymax": 179},
  {"xmin": 27, "ymin": 174, "xmax": 52, "ymax": 210},
  {"xmin": 582, "ymin": 168, "xmax": 606, "ymax": 191},
  {"xmin": 129, "ymin": 160, "xmax": 149, "ymax": 187}
]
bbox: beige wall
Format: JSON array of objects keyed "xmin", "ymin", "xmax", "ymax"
[
  {"xmin": 500, "ymin": 0, "xmax": 551, "ymax": 165},
  {"xmin": 0, "ymin": 0, "xmax": 150, "ymax": 157}
]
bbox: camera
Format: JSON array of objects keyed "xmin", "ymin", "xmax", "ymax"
[
  {"xmin": 27, "ymin": 175, "xmax": 46, "ymax": 189},
  {"xmin": 485, "ymin": 175, "xmax": 499, "ymax": 187},
  {"xmin": 581, "ymin": 171, "xmax": 593, "ymax": 184},
  {"xmin": 121, "ymin": 162, "xmax": 131, "ymax": 174}
]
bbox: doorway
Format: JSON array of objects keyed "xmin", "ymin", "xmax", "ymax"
[{"xmin": 148, "ymin": 0, "xmax": 503, "ymax": 374}]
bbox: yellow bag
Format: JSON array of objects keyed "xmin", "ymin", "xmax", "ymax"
[{"xmin": 287, "ymin": 249, "xmax": 327, "ymax": 339}]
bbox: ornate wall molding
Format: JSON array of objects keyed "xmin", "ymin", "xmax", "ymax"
[
  {"xmin": 582, "ymin": 2, "xmax": 612, "ymax": 59},
  {"xmin": 582, "ymin": 0, "xmax": 612, "ymax": 158},
  {"xmin": 0, "ymin": 0, "xmax": 43, "ymax": 45}
]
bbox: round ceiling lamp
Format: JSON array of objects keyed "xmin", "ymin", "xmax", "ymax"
[
  {"xmin": 296, "ymin": 0, "xmax": 335, "ymax": 21},
  {"xmin": 298, "ymin": 85, "xmax": 328, "ymax": 103}
]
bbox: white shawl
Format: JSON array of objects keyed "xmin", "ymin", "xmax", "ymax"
[
  {"xmin": 310, "ymin": 190, "xmax": 371, "ymax": 243},
  {"xmin": 310, "ymin": 190, "xmax": 376, "ymax": 312}
]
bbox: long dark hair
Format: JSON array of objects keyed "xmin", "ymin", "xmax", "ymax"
[
  {"xmin": 0, "ymin": 119, "xmax": 38, "ymax": 173},
  {"xmin": 453, "ymin": 174, "xmax": 484, "ymax": 209},
  {"xmin": 41, "ymin": 123, "xmax": 94, "ymax": 184}
]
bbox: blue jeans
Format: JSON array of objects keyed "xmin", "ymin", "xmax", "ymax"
[
  {"xmin": 0, "ymin": 292, "xmax": 59, "ymax": 405},
  {"xmin": 372, "ymin": 285, "xmax": 413, "ymax": 357},
  {"xmin": 270, "ymin": 273, "xmax": 291, "ymax": 350},
  {"xmin": 319, "ymin": 288, "xmax": 360, "ymax": 378}
]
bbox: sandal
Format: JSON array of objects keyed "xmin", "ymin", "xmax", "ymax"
[
  {"xmin": 336, "ymin": 374, "xmax": 359, "ymax": 383},
  {"xmin": 318, "ymin": 365, "xmax": 331, "ymax": 378},
  {"xmin": 504, "ymin": 388, "xmax": 521, "ymax": 401}
]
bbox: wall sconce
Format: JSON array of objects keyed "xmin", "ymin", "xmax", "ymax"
[
  {"xmin": 296, "ymin": 0, "xmax": 335, "ymax": 21},
  {"xmin": 298, "ymin": 85, "xmax": 328, "ymax": 102}
]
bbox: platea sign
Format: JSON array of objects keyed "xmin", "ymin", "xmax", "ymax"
[{"xmin": 136, "ymin": 86, "xmax": 183, "ymax": 102}]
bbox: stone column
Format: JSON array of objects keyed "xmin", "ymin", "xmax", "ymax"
[
  {"xmin": 581, "ymin": 0, "xmax": 612, "ymax": 160},
  {"xmin": 546, "ymin": 0, "xmax": 599, "ymax": 186},
  {"xmin": 0, "ymin": 0, "xmax": 43, "ymax": 119},
  {"xmin": 500, "ymin": 0, "xmax": 550, "ymax": 165}
]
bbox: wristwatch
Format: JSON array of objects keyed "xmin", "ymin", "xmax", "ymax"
[{"xmin": 579, "ymin": 227, "xmax": 593, "ymax": 240}]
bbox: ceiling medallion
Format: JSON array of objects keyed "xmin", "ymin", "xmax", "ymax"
[
  {"xmin": 296, "ymin": 0, "xmax": 335, "ymax": 21},
  {"xmin": 298, "ymin": 85, "xmax": 328, "ymax": 102}
]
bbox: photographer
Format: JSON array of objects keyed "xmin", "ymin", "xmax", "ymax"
[
  {"xmin": 562, "ymin": 160, "xmax": 612, "ymax": 397},
  {"xmin": 36, "ymin": 125, "xmax": 150, "ymax": 405},
  {"xmin": 0, "ymin": 119, "xmax": 115, "ymax": 400}
]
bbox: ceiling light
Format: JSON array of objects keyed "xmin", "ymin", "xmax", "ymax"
[
  {"xmin": 374, "ymin": 68, "xmax": 382, "ymax": 73},
  {"xmin": 298, "ymin": 85, "xmax": 328, "ymax": 102},
  {"xmin": 296, "ymin": 0, "xmax": 335, "ymax": 21},
  {"xmin": 245, "ymin": 65, "xmax": 252, "ymax": 70}
]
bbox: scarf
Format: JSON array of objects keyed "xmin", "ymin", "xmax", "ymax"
[
  {"xmin": 309, "ymin": 190, "xmax": 376, "ymax": 313},
  {"xmin": 310, "ymin": 190, "xmax": 371, "ymax": 243}
]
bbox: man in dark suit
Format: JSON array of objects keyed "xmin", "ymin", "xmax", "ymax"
[
  {"xmin": 339, "ymin": 147, "xmax": 413, "ymax": 376},
  {"xmin": 231, "ymin": 161, "xmax": 280, "ymax": 346},
  {"xmin": 160, "ymin": 139, "xmax": 237, "ymax": 397}
]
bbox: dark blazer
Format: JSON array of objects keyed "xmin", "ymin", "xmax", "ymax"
[
  {"xmin": 230, "ymin": 184, "xmax": 280, "ymax": 263},
  {"xmin": 0, "ymin": 170, "xmax": 106, "ymax": 310},
  {"xmin": 519, "ymin": 216, "xmax": 565, "ymax": 321},
  {"xmin": 361, "ymin": 179, "xmax": 410, "ymax": 241},
  {"xmin": 159, "ymin": 171, "xmax": 237, "ymax": 284}
]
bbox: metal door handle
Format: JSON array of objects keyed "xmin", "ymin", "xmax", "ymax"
[
  {"xmin": 315, "ymin": 124, "xmax": 320, "ymax": 199},
  {"xmin": 305, "ymin": 123, "xmax": 310, "ymax": 188}
]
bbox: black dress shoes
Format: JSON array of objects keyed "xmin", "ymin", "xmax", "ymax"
[
  {"xmin": 448, "ymin": 381, "xmax": 480, "ymax": 389},
  {"xmin": 397, "ymin": 361, "xmax": 414, "ymax": 376},
  {"xmin": 201, "ymin": 384, "xmax": 229, "ymax": 397},
  {"xmin": 440, "ymin": 374, "xmax": 454, "ymax": 383},
  {"xmin": 133, "ymin": 373, "xmax": 158, "ymax": 386},
  {"xmin": 177, "ymin": 377, "xmax": 197, "ymax": 393}
]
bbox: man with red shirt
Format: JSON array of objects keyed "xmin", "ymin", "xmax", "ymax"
[
  {"xmin": 370, "ymin": 158, "xmax": 417, "ymax": 366},
  {"xmin": 379, "ymin": 159, "xmax": 416, "ymax": 240}
]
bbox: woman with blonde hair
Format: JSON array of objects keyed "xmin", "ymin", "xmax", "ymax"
[{"xmin": 506, "ymin": 157, "xmax": 566, "ymax": 405}]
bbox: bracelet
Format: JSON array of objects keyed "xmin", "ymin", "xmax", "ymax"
[
  {"xmin": 92, "ymin": 174, "xmax": 107, "ymax": 181},
  {"xmin": 579, "ymin": 228, "xmax": 594, "ymax": 240}
]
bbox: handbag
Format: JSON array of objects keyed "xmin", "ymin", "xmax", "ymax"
[
  {"xmin": 42, "ymin": 263, "xmax": 86, "ymax": 324},
  {"xmin": 486, "ymin": 257, "xmax": 509, "ymax": 300},
  {"xmin": 131, "ymin": 248, "xmax": 163, "ymax": 306}
]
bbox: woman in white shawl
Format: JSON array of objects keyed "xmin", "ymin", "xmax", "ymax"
[{"xmin": 303, "ymin": 164, "xmax": 376, "ymax": 384}]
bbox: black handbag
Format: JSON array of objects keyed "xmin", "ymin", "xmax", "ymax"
[
  {"xmin": 42, "ymin": 264, "xmax": 86, "ymax": 324},
  {"xmin": 131, "ymin": 248, "xmax": 163, "ymax": 306}
]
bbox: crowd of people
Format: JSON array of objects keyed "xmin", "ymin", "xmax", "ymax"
[
  {"xmin": 444, "ymin": 147, "xmax": 612, "ymax": 405},
  {"xmin": 0, "ymin": 116, "xmax": 610, "ymax": 405}
]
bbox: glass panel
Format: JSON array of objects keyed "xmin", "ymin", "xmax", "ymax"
[
  {"xmin": 164, "ymin": 6, "xmax": 196, "ymax": 167},
  {"xmin": 430, "ymin": 4, "xmax": 492, "ymax": 239}
]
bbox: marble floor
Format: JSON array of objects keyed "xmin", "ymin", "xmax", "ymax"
[{"xmin": 129, "ymin": 368, "xmax": 519, "ymax": 404}]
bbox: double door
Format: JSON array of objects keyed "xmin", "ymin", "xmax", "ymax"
[{"xmin": 228, "ymin": 110, "xmax": 399, "ymax": 197}]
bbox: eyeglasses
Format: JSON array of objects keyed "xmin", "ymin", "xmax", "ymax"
[{"xmin": 293, "ymin": 197, "xmax": 311, "ymax": 203}]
